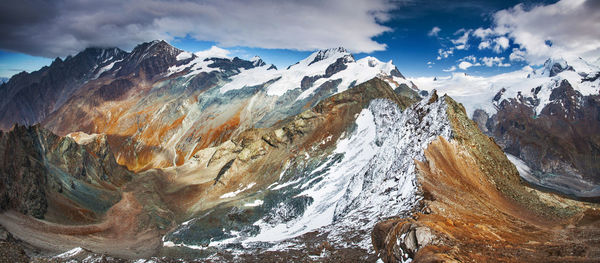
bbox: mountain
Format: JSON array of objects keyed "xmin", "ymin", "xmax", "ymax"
[
  {"xmin": 0, "ymin": 48, "xmax": 127, "ymax": 130},
  {"xmin": 413, "ymin": 57, "xmax": 600, "ymax": 198},
  {"xmin": 37, "ymin": 42, "xmax": 417, "ymax": 172},
  {"xmin": 374, "ymin": 96, "xmax": 600, "ymax": 262},
  {"xmin": 0, "ymin": 41, "xmax": 599, "ymax": 262}
]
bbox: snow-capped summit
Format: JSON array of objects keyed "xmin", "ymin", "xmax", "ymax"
[
  {"xmin": 250, "ymin": 56, "xmax": 266, "ymax": 67},
  {"xmin": 532, "ymin": 57, "xmax": 600, "ymax": 78},
  {"xmin": 288, "ymin": 47, "xmax": 354, "ymax": 70},
  {"xmin": 219, "ymin": 47, "xmax": 412, "ymax": 98},
  {"xmin": 305, "ymin": 47, "xmax": 352, "ymax": 66},
  {"xmin": 569, "ymin": 57, "xmax": 600, "ymax": 77},
  {"xmin": 413, "ymin": 56, "xmax": 600, "ymax": 117},
  {"xmin": 535, "ymin": 57, "xmax": 573, "ymax": 77}
]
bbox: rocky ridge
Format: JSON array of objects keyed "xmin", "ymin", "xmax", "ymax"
[{"xmin": 372, "ymin": 96, "xmax": 600, "ymax": 262}]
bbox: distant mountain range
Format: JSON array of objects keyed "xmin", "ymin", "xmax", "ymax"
[{"xmin": 0, "ymin": 40, "xmax": 599, "ymax": 262}]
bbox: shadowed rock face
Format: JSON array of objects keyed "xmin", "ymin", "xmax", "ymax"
[
  {"xmin": 115, "ymin": 40, "xmax": 182, "ymax": 79},
  {"xmin": 0, "ymin": 47, "xmax": 127, "ymax": 130},
  {"xmin": 476, "ymin": 80, "xmax": 600, "ymax": 197},
  {"xmin": 0, "ymin": 125, "xmax": 131, "ymax": 222}
]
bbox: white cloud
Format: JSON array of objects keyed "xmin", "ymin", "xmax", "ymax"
[
  {"xmin": 194, "ymin": 46, "xmax": 230, "ymax": 59},
  {"xmin": 460, "ymin": 55, "xmax": 477, "ymax": 63},
  {"xmin": 491, "ymin": 0, "xmax": 600, "ymax": 64},
  {"xmin": 473, "ymin": 27, "xmax": 494, "ymax": 39},
  {"xmin": 451, "ymin": 29, "xmax": 472, "ymax": 50},
  {"xmin": 458, "ymin": 61, "xmax": 473, "ymax": 70},
  {"xmin": 438, "ymin": 48, "xmax": 454, "ymax": 59},
  {"xmin": 0, "ymin": 0, "xmax": 395, "ymax": 57},
  {"xmin": 428, "ymin": 26, "xmax": 441, "ymax": 37},
  {"xmin": 482, "ymin": 56, "xmax": 511, "ymax": 67},
  {"xmin": 509, "ymin": 48, "xmax": 527, "ymax": 61},
  {"xmin": 478, "ymin": 41, "xmax": 491, "ymax": 50},
  {"xmin": 443, "ymin": 66, "xmax": 457, "ymax": 72},
  {"xmin": 427, "ymin": 61, "xmax": 434, "ymax": 65},
  {"xmin": 493, "ymin": 37, "xmax": 510, "ymax": 53}
]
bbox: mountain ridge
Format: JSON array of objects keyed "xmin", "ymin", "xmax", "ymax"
[{"xmin": 1, "ymin": 39, "xmax": 599, "ymax": 262}]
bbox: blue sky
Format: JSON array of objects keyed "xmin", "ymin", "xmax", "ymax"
[{"xmin": 3, "ymin": 0, "xmax": 597, "ymax": 79}]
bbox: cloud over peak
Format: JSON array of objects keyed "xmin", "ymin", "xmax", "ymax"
[
  {"xmin": 0, "ymin": 0, "xmax": 395, "ymax": 58},
  {"xmin": 490, "ymin": 0, "xmax": 600, "ymax": 64}
]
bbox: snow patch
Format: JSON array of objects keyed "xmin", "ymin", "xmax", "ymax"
[
  {"xmin": 244, "ymin": 199, "xmax": 264, "ymax": 207},
  {"xmin": 66, "ymin": 131, "xmax": 102, "ymax": 145},
  {"xmin": 245, "ymin": 96, "xmax": 451, "ymax": 247},
  {"xmin": 94, "ymin": 59, "xmax": 122, "ymax": 79},
  {"xmin": 220, "ymin": 182, "xmax": 257, "ymax": 199},
  {"xmin": 54, "ymin": 247, "xmax": 85, "ymax": 259},
  {"xmin": 176, "ymin": 51, "xmax": 193, "ymax": 61}
]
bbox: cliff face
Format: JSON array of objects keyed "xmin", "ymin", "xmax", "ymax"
[
  {"xmin": 372, "ymin": 97, "xmax": 600, "ymax": 263},
  {"xmin": 0, "ymin": 125, "xmax": 131, "ymax": 223}
]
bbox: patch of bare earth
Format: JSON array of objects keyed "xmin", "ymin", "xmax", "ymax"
[{"xmin": 0, "ymin": 192, "xmax": 162, "ymax": 259}]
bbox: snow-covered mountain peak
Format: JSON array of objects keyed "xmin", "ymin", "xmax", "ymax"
[
  {"xmin": 130, "ymin": 40, "xmax": 181, "ymax": 59},
  {"xmin": 218, "ymin": 47, "xmax": 410, "ymax": 98},
  {"xmin": 569, "ymin": 57, "xmax": 600, "ymax": 77},
  {"xmin": 535, "ymin": 57, "xmax": 573, "ymax": 77},
  {"xmin": 292, "ymin": 47, "xmax": 353, "ymax": 69},
  {"xmin": 533, "ymin": 56, "xmax": 600, "ymax": 78},
  {"xmin": 308, "ymin": 47, "xmax": 350, "ymax": 63},
  {"xmin": 251, "ymin": 56, "xmax": 266, "ymax": 67},
  {"xmin": 356, "ymin": 56, "xmax": 398, "ymax": 75}
]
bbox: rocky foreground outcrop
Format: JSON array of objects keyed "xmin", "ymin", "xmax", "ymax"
[{"xmin": 373, "ymin": 97, "xmax": 600, "ymax": 262}]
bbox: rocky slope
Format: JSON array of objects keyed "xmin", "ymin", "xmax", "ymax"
[
  {"xmin": 0, "ymin": 78, "xmax": 421, "ymax": 262},
  {"xmin": 0, "ymin": 124, "xmax": 131, "ymax": 223},
  {"xmin": 372, "ymin": 96, "xmax": 600, "ymax": 262}
]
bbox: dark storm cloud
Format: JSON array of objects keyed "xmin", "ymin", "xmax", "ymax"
[{"xmin": 0, "ymin": 0, "xmax": 398, "ymax": 58}]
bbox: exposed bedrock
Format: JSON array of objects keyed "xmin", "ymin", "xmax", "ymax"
[{"xmin": 373, "ymin": 97, "xmax": 600, "ymax": 262}]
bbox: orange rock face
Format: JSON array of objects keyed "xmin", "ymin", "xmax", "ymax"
[{"xmin": 372, "ymin": 98, "xmax": 600, "ymax": 263}]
